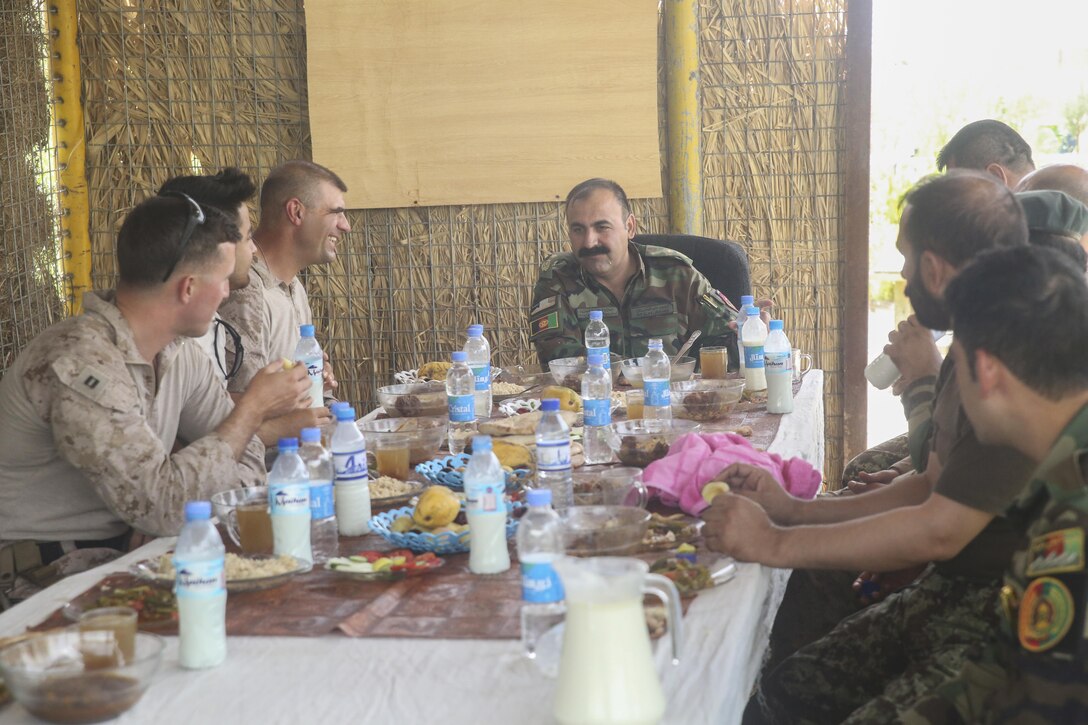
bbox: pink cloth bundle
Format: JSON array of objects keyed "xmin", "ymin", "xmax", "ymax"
[{"xmin": 643, "ymin": 432, "xmax": 822, "ymax": 515}]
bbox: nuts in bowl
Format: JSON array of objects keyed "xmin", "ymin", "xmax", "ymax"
[{"xmin": 669, "ymin": 379, "xmax": 746, "ymax": 421}]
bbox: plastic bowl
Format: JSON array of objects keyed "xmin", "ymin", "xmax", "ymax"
[
  {"xmin": 369, "ymin": 504, "xmax": 520, "ymax": 554},
  {"xmin": 0, "ymin": 630, "xmax": 164, "ymax": 723},
  {"xmin": 669, "ymin": 379, "xmax": 746, "ymax": 421},
  {"xmin": 607, "ymin": 419, "xmax": 701, "ymax": 467},
  {"xmin": 561, "ymin": 505, "xmax": 651, "ymax": 556},
  {"xmin": 377, "ymin": 382, "xmax": 447, "ymax": 418},
  {"xmin": 547, "ymin": 354, "xmax": 623, "ymax": 388},
  {"xmin": 357, "ymin": 416, "xmax": 448, "ymax": 465},
  {"xmin": 619, "ymin": 356, "xmax": 696, "ymax": 387}
]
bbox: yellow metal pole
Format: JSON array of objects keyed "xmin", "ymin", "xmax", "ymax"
[
  {"xmin": 47, "ymin": 0, "xmax": 91, "ymax": 315},
  {"xmin": 664, "ymin": 0, "xmax": 702, "ymax": 236}
]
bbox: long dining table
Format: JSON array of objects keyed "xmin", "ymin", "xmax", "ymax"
[{"xmin": 0, "ymin": 371, "xmax": 825, "ymax": 725}]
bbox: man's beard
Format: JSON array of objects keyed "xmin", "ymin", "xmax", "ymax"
[{"xmin": 905, "ymin": 274, "xmax": 950, "ymax": 330}]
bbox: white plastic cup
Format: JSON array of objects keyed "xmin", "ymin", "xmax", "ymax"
[{"xmin": 865, "ymin": 329, "xmax": 947, "ymax": 390}]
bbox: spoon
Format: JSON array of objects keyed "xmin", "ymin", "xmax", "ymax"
[{"xmin": 672, "ymin": 330, "xmax": 701, "ymax": 364}]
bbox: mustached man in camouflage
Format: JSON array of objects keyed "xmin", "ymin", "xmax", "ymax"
[{"xmin": 528, "ymin": 178, "xmax": 741, "ymax": 368}]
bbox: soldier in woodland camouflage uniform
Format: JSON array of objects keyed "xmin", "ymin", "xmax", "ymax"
[
  {"xmin": 900, "ymin": 246, "xmax": 1088, "ymax": 723},
  {"xmin": 0, "ymin": 194, "xmax": 309, "ymax": 597},
  {"xmin": 530, "ymin": 178, "xmax": 738, "ymax": 368}
]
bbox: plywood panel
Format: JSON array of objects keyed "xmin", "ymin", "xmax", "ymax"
[{"xmin": 305, "ymin": 0, "xmax": 661, "ymax": 209}]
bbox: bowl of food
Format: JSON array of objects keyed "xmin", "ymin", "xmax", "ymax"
[
  {"xmin": 561, "ymin": 505, "xmax": 651, "ymax": 556},
  {"xmin": 619, "ymin": 356, "xmax": 696, "ymax": 387},
  {"xmin": 0, "ymin": 630, "xmax": 164, "ymax": 723},
  {"xmin": 572, "ymin": 467, "xmax": 648, "ymax": 507},
  {"xmin": 608, "ymin": 419, "xmax": 701, "ymax": 467},
  {"xmin": 547, "ymin": 354, "xmax": 622, "ymax": 389},
  {"xmin": 377, "ymin": 382, "xmax": 448, "ymax": 418},
  {"xmin": 357, "ymin": 416, "xmax": 447, "ymax": 465},
  {"xmin": 669, "ymin": 379, "xmax": 746, "ymax": 422}
]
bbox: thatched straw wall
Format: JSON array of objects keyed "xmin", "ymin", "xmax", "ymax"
[
  {"xmin": 0, "ymin": 2, "xmax": 65, "ymax": 374},
  {"xmin": 70, "ymin": 0, "xmax": 847, "ymax": 481}
]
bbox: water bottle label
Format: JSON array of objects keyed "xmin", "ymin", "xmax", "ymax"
[
  {"xmin": 334, "ymin": 447, "xmax": 368, "ymax": 483},
  {"xmin": 521, "ymin": 559, "xmax": 564, "ymax": 603},
  {"xmin": 644, "ymin": 379, "xmax": 670, "ymax": 407},
  {"xmin": 270, "ymin": 482, "xmax": 311, "ymax": 516},
  {"xmin": 583, "ymin": 398, "xmax": 612, "ymax": 427},
  {"xmin": 309, "ymin": 481, "xmax": 335, "ymax": 519},
  {"xmin": 472, "ymin": 364, "xmax": 491, "ymax": 392},
  {"xmin": 174, "ymin": 557, "xmax": 225, "ymax": 599},
  {"xmin": 536, "ymin": 440, "xmax": 571, "ymax": 471},
  {"xmin": 465, "ymin": 481, "xmax": 504, "ymax": 514},
  {"xmin": 765, "ymin": 351, "xmax": 791, "ymax": 375},
  {"xmin": 744, "ymin": 345, "xmax": 765, "ymax": 369},
  {"xmin": 448, "ymin": 393, "xmax": 475, "ymax": 422}
]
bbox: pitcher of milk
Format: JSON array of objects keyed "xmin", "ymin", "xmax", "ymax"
[{"xmin": 551, "ymin": 556, "xmax": 683, "ymax": 725}]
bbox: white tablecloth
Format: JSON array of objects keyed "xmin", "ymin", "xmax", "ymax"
[{"xmin": 0, "ymin": 371, "xmax": 824, "ymax": 725}]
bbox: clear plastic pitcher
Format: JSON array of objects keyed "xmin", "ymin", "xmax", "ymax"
[{"xmin": 552, "ymin": 556, "xmax": 682, "ymax": 725}]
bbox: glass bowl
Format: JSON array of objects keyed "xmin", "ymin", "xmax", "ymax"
[
  {"xmin": 357, "ymin": 416, "xmax": 448, "ymax": 465},
  {"xmin": 572, "ymin": 467, "xmax": 648, "ymax": 507},
  {"xmin": 607, "ymin": 419, "xmax": 701, "ymax": 467},
  {"xmin": 547, "ymin": 354, "xmax": 622, "ymax": 388},
  {"xmin": 0, "ymin": 630, "xmax": 164, "ymax": 723},
  {"xmin": 669, "ymin": 379, "xmax": 746, "ymax": 421},
  {"xmin": 561, "ymin": 505, "xmax": 652, "ymax": 556},
  {"xmin": 376, "ymin": 382, "xmax": 448, "ymax": 418},
  {"xmin": 619, "ymin": 356, "xmax": 696, "ymax": 387}
]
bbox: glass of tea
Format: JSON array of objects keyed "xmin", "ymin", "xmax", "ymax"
[
  {"xmin": 79, "ymin": 606, "xmax": 137, "ymax": 666},
  {"xmin": 236, "ymin": 499, "xmax": 274, "ymax": 555},
  {"xmin": 625, "ymin": 390, "xmax": 644, "ymax": 420},
  {"xmin": 374, "ymin": 433, "xmax": 411, "ymax": 479},
  {"xmin": 699, "ymin": 346, "xmax": 729, "ymax": 379}
]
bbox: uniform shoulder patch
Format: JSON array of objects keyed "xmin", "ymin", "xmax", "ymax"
[
  {"xmin": 530, "ymin": 295, "xmax": 559, "ymax": 317},
  {"xmin": 50, "ymin": 356, "xmax": 135, "ymax": 413},
  {"xmin": 530, "ymin": 311, "xmax": 560, "ymax": 339},
  {"xmin": 1018, "ymin": 576, "xmax": 1075, "ymax": 653},
  {"xmin": 1027, "ymin": 527, "xmax": 1085, "ymax": 577}
]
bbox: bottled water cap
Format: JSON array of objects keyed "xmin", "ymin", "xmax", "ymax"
[
  {"xmin": 300, "ymin": 427, "xmax": 321, "ymax": 443},
  {"xmin": 769, "ymin": 320, "xmax": 783, "ymax": 331},
  {"xmin": 467, "ymin": 324, "xmax": 484, "ymax": 337},
  {"xmin": 184, "ymin": 501, "xmax": 212, "ymax": 521},
  {"xmin": 587, "ymin": 351, "xmax": 606, "ymax": 366},
  {"xmin": 472, "ymin": 434, "xmax": 492, "ymax": 451},
  {"xmin": 589, "ymin": 310, "xmax": 603, "ymax": 321},
  {"xmin": 451, "ymin": 350, "xmax": 467, "ymax": 362},
  {"xmin": 541, "ymin": 398, "xmax": 560, "ymax": 412},
  {"xmin": 745, "ymin": 305, "xmax": 760, "ymax": 316},
  {"xmin": 526, "ymin": 488, "xmax": 552, "ymax": 506},
  {"xmin": 278, "ymin": 437, "xmax": 299, "ymax": 451},
  {"xmin": 300, "ymin": 324, "xmax": 315, "ymax": 337},
  {"xmin": 741, "ymin": 295, "xmax": 754, "ymax": 306},
  {"xmin": 334, "ymin": 406, "xmax": 356, "ymax": 421}
]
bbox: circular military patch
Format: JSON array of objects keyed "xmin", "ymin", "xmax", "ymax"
[{"xmin": 1018, "ymin": 576, "xmax": 1074, "ymax": 653}]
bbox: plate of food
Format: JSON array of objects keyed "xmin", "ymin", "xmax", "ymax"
[
  {"xmin": 415, "ymin": 453, "xmax": 531, "ymax": 492},
  {"xmin": 368, "ymin": 476, "xmax": 426, "ymax": 508},
  {"xmin": 649, "ymin": 548, "xmax": 736, "ymax": 596},
  {"xmin": 62, "ymin": 583, "xmax": 178, "ymax": 629},
  {"xmin": 129, "ymin": 553, "xmax": 311, "ymax": 593},
  {"xmin": 325, "ymin": 549, "xmax": 446, "ymax": 581},
  {"xmin": 497, "ymin": 398, "xmax": 542, "ymax": 417},
  {"xmin": 642, "ymin": 512, "xmax": 704, "ymax": 551}
]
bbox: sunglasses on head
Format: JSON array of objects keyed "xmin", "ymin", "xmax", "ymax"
[{"xmin": 158, "ymin": 191, "xmax": 206, "ymax": 282}]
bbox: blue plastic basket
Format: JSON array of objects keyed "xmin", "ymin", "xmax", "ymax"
[
  {"xmin": 414, "ymin": 453, "xmax": 530, "ymax": 492},
  {"xmin": 368, "ymin": 505, "xmax": 520, "ymax": 555}
]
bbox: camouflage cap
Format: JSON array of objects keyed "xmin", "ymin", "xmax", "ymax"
[{"xmin": 1015, "ymin": 190, "xmax": 1088, "ymax": 237}]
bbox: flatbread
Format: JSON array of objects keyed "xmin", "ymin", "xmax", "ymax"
[{"xmin": 478, "ymin": 409, "xmax": 577, "ymax": 436}]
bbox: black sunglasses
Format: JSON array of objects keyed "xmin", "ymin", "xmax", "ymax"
[
  {"xmin": 213, "ymin": 317, "xmax": 245, "ymax": 381},
  {"xmin": 159, "ymin": 191, "xmax": 206, "ymax": 282}
]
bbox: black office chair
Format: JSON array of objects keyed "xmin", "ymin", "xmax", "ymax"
[{"xmin": 634, "ymin": 234, "xmax": 751, "ymax": 369}]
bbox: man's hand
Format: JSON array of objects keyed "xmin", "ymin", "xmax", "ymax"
[
  {"xmin": 852, "ymin": 565, "xmax": 926, "ymax": 605},
  {"xmin": 237, "ymin": 360, "xmax": 311, "ymax": 421},
  {"xmin": 702, "ymin": 493, "xmax": 780, "ymax": 562},
  {"xmin": 322, "ymin": 351, "xmax": 339, "ymax": 396},
  {"xmin": 843, "ymin": 468, "xmax": 899, "ymax": 495},
  {"xmin": 884, "ymin": 315, "xmax": 942, "ymax": 390},
  {"xmin": 728, "ymin": 298, "xmax": 775, "ymax": 330},
  {"xmin": 712, "ymin": 462, "xmax": 799, "ymax": 525},
  {"xmin": 257, "ymin": 407, "xmax": 334, "ymax": 447}
]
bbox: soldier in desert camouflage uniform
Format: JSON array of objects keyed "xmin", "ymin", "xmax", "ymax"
[
  {"xmin": 0, "ymin": 194, "xmax": 310, "ymax": 592},
  {"xmin": 530, "ymin": 178, "xmax": 738, "ymax": 367},
  {"xmin": 901, "ymin": 246, "xmax": 1088, "ymax": 723}
]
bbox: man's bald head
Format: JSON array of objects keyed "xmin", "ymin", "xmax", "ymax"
[{"xmin": 1015, "ymin": 164, "xmax": 1088, "ymax": 207}]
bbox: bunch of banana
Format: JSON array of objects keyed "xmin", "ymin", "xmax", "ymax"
[
  {"xmin": 417, "ymin": 361, "xmax": 453, "ymax": 381},
  {"xmin": 541, "ymin": 385, "xmax": 583, "ymax": 412}
]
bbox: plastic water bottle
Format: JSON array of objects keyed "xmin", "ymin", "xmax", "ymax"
[
  {"xmin": 764, "ymin": 320, "xmax": 793, "ymax": 414},
  {"xmin": 464, "ymin": 324, "xmax": 492, "ymax": 418},
  {"xmin": 581, "ymin": 351, "xmax": 613, "ymax": 464},
  {"xmin": 299, "ymin": 427, "xmax": 338, "ymax": 563},
  {"xmin": 536, "ymin": 399, "xmax": 574, "ymax": 509},
  {"xmin": 584, "ymin": 310, "xmax": 611, "ymax": 370},
  {"xmin": 736, "ymin": 295, "xmax": 755, "ymax": 372},
  {"xmin": 464, "ymin": 435, "xmax": 510, "ymax": 574},
  {"xmin": 174, "ymin": 501, "xmax": 227, "ymax": 669},
  {"xmin": 331, "ymin": 406, "xmax": 371, "ymax": 536},
  {"xmin": 294, "ymin": 324, "xmax": 324, "ymax": 408},
  {"xmin": 741, "ymin": 305, "xmax": 768, "ymax": 392},
  {"xmin": 268, "ymin": 438, "xmax": 312, "ymax": 564},
  {"xmin": 642, "ymin": 338, "xmax": 672, "ymax": 421},
  {"xmin": 446, "ymin": 350, "xmax": 477, "ymax": 455},
  {"xmin": 517, "ymin": 487, "xmax": 566, "ymax": 674}
]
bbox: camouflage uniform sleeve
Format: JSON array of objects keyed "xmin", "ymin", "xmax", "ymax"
[
  {"xmin": 529, "ymin": 271, "xmax": 583, "ymax": 368},
  {"xmin": 901, "ymin": 375, "xmax": 937, "ymax": 471},
  {"xmin": 45, "ymin": 354, "xmax": 259, "ymax": 537},
  {"xmin": 219, "ymin": 282, "xmax": 269, "ymax": 394},
  {"xmin": 680, "ymin": 266, "xmax": 738, "ymax": 348}
]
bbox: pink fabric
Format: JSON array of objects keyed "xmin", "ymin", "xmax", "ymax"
[{"xmin": 643, "ymin": 432, "xmax": 822, "ymax": 515}]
